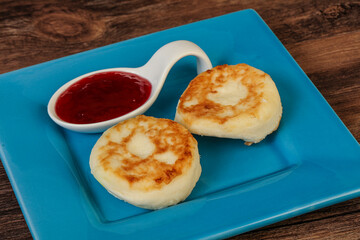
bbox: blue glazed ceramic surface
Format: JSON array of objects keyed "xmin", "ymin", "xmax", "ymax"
[{"xmin": 0, "ymin": 9, "xmax": 359, "ymax": 240}]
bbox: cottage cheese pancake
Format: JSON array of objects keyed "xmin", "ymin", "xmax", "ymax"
[
  {"xmin": 175, "ymin": 64, "xmax": 282, "ymax": 144},
  {"xmin": 90, "ymin": 115, "xmax": 201, "ymax": 209}
]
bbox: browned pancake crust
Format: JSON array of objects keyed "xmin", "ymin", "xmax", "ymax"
[
  {"xmin": 97, "ymin": 115, "xmax": 196, "ymax": 191},
  {"xmin": 177, "ymin": 64, "xmax": 266, "ymax": 125}
]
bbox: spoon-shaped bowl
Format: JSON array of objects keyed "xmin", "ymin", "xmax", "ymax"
[{"xmin": 47, "ymin": 40, "xmax": 212, "ymax": 133}]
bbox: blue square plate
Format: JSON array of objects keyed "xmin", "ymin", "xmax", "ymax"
[{"xmin": 0, "ymin": 9, "xmax": 359, "ymax": 240}]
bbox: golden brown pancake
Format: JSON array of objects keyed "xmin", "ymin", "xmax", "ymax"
[
  {"xmin": 90, "ymin": 115, "xmax": 201, "ymax": 209},
  {"xmin": 175, "ymin": 64, "xmax": 282, "ymax": 144}
]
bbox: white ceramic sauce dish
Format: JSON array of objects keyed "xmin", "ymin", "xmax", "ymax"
[{"xmin": 47, "ymin": 40, "xmax": 212, "ymax": 133}]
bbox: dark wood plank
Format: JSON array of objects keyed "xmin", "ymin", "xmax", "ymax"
[
  {"xmin": 0, "ymin": 0, "xmax": 359, "ymax": 239},
  {"xmin": 1, "ymin": 0, "xmax": 360, "ymax": 74},
  {"xmin": 288, "ymin": 31, "xmax": 360, "ymax": 73},
  {"xmin": 0, "ymin": 163, "xmax": 32, "ymax": 240},
  {"xmin": 287, "ymin": 31, "xmax": 360, "ymax": 140}
]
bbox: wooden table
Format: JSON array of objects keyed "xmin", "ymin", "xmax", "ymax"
[{"xmin": 0, "ymin": 0, "xmax": 359, "ymax": 239}]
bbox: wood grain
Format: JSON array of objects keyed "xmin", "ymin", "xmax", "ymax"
[
  {"xmin": 289, "ymin": 31, "xmax": 360, "ymax": 73},
  {"xmin": 287, "ymin": 31, "xmax": 360, "ymax": 140},
  {"xmin": 0, "ymin": 0, "xmax": 359, "ymax": 239}
]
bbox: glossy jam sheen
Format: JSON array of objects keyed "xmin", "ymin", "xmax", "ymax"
[{"xmin": 55, "ymin": 71, "xmax": 152, "ymax": 124}]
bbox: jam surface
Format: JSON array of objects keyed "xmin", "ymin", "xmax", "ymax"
[{"xmin": 55, "ymin": 71, "xmax": 152, "ymax": 124}]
